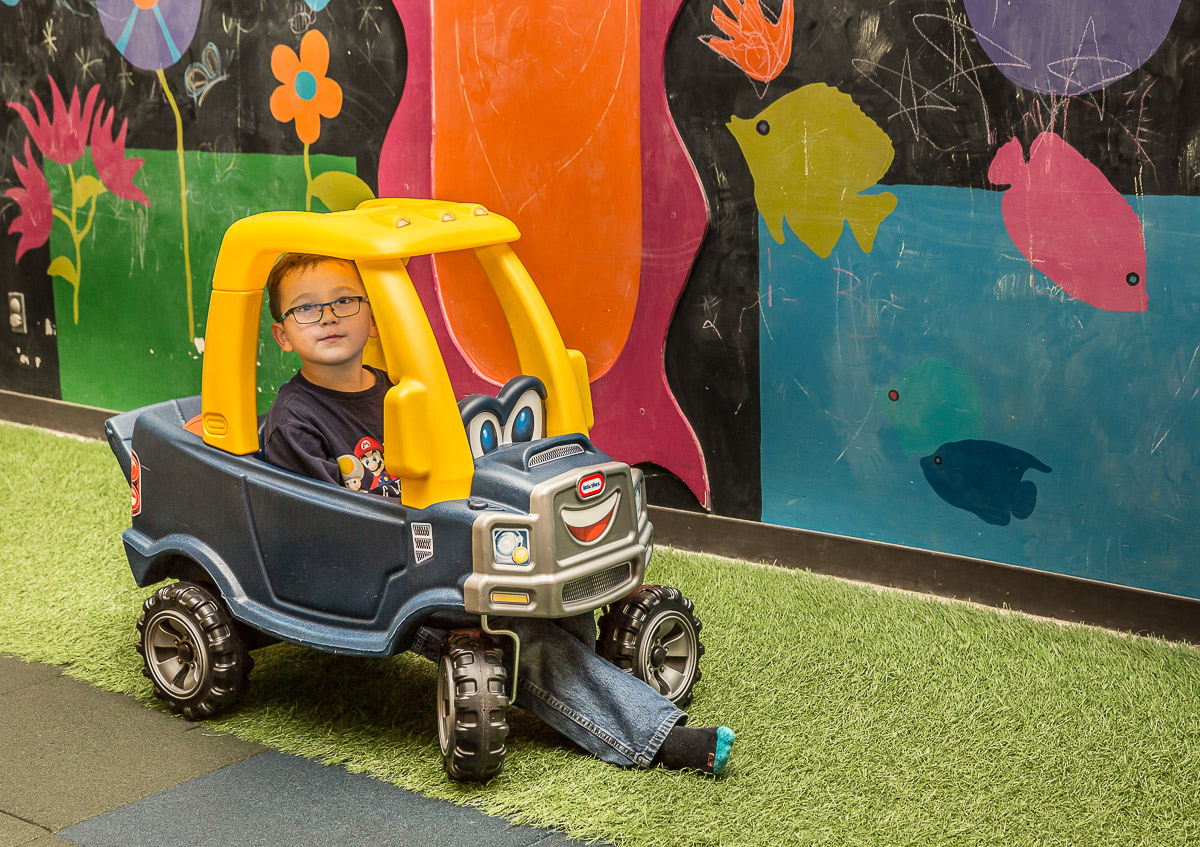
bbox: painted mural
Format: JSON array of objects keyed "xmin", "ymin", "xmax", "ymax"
[
  {"xmin": 2, "ymin": 1, "xmax": 1199, "ymax": 601},
  {"xmin": 664, "ymin": 0, "xmax": 1200, "ymax": 598},
  {"xmin": 0, "ymin": 2, "xmax": 401, "ymax": 408}
]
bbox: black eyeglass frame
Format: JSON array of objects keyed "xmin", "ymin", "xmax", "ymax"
[{"xmin": 280, "ymin": 296, "xmax": 369, "ymax": 324}]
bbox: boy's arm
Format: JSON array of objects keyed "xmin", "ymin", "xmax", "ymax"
[{"xmin": 263, "ymin": 422, "xmax": 344, "ymax": 488}]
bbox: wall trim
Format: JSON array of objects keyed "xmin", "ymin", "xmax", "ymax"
[
  {"xmin": 650, "ymin": 505, "xmax": 1200, "ymax": 646},
  {"xmin": 0, "ymin": 390, "xmax": 114, "ymax": 440},
  {"xmin": 2, "ymin": 391, "xmax": 1195, "ymax": 644}
]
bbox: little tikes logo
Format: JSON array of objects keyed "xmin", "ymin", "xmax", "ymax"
[
  {"xmin": 130, "ymin": 451, "xmax": 142, "ymax": 517},
  {"xmin": 577, "ymin": 472, "xmax": 605, "ymax": 500}
]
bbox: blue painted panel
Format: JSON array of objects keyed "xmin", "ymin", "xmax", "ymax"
[{"xmin": 760, "ymin": 185, "xmax": 1200, "ymax": 598}]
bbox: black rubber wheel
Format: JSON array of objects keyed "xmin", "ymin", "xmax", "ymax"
[
  {"xmin": 136, "ymin": 581, "xmax": 250, "ymax": 721},
  {"xmin": 597, "ymin": 585, "xmax": 704, "ymax": 707},
  {"xmin": 436, "ymin": 629, "xmax": 509, "ymax": 782}
]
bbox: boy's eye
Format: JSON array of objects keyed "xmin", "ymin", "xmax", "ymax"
[
  {"xmin": 334, "ymin": 297, "xmax": 357, "ymax": 307},
  {"xmin": 293, "ymin": 304, "xmax": 319, "ymax": 317}
]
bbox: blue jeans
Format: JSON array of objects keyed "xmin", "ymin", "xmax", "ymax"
[{"xmin": 411, "ymin": 612, "xmax": 686, "ymax": 767}]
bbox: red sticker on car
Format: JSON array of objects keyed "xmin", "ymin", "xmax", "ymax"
[
  {"xmin": 578, "ymin": 472, "xmax": 605, "ymax": 499},
  {"xmin": 130, "ymin": 450, "xmax": 141, "ymax": 517}
]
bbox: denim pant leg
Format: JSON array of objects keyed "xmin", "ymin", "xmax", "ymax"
[{"xmin": 410, "ymin": 614, "xmax": 685, "ymax": 768}]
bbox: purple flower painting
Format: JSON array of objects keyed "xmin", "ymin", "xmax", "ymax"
[
  {"xmin": 962, "ymin": 0, "xmax": 1182, "ymax": 95},
  {"xmin": 95, "ymin": 0, "xmax": 202, "ymax": 72}
]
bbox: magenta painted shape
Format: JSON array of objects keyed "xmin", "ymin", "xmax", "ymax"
[
  {"xmin": 988, "ymin": 132, "xmax": 1148, "ymax": 313},
  {"xmin": 382, "ymin": 0, "xmax": 711, "ymax": 507}
]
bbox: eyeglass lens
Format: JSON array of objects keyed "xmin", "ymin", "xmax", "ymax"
[{"xmin": 291, "ymin": 297, "xmax": 363, "ymax": 323}]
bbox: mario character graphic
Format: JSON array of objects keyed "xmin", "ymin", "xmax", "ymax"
[{"xmin": 353, "ymin": 436, "xmax": 401, "ymax": 496}]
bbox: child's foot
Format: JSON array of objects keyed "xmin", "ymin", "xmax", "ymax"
[{"xmin": 654, "ymin": 725, "xmax": 735, "ymax": 775}]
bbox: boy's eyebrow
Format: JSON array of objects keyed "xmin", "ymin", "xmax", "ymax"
[{"xmin": 282, "ymin": 286, "xmax": 367, "ymax": 308}]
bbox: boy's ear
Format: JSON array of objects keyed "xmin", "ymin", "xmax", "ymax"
[
  {"xmin": 368, "ymin": 312, "xmax": 378, "ymax": 339},
  {"xmin": 270, "ymin": 321, "xmax": 295, "ymax": 353}
]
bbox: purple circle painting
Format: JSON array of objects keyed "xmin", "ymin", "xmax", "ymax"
[
  {"xmin": 963, "ymin": 0, "xmax": 1181, "ymax": 95},
  {"xmin": 96, "ymin": 0, "xmax": 202, "ymax": 72}
]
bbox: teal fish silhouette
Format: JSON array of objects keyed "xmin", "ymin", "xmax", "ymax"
[{"xmin": 921, "ymin": 440, "xmax": 1052, "ymax": 526}]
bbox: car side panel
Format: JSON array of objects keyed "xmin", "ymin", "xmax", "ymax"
[{"xmin": 125, "ymin": 400, "xmax": 479, "ymax": 655}]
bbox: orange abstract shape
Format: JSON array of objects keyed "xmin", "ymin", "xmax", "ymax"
[
  {"xmin": 384, "ymin": 0, "xmax": 712, "ymax": 508},
  {"xmin": 700, "ymin": 0, "xmax": 794, "ymax": 86},
  {"xmin": 269, "ymin": 30, "xmax": 343, "ymax": 145},
  {"xmin": 430, "ymin": 1, "xmax": 642, "ymax": 383}
]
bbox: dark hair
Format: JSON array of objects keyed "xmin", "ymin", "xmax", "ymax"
[{"xmin": 266, "ymin": 253, "xmax": 361, "ymax": 321}]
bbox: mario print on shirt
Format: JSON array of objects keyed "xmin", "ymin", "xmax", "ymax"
[{"xmin": 337, "ymin": 436, "xmax": 401, "ymax": 497}]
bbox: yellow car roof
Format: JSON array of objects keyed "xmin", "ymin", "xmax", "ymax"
[{"xmin": 212, "ymin": 199, "xmax": 520, "ymax": 292}]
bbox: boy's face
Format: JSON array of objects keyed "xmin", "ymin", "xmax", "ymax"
[{"xmin": 270, "ymin": 260, "xmax": 377, "ymax": 371}]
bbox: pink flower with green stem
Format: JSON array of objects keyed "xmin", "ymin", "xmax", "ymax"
[{"xmin": 6, "ymin": 77, "xmax": 149, "ymax": 324}]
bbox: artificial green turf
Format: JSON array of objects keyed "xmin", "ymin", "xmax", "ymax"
[{"xmin": 1, "ymin": 420, "xmax": 1198, "ymax": 846}]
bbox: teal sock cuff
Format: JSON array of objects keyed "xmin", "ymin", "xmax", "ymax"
[{"xmin": 713, "ymin": 726, "xmax": 735, "ymax": 774}]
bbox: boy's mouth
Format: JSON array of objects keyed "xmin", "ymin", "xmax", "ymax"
[{"xmin": 319, "ymin": 333, "xmax": 345, "ymax": 343}]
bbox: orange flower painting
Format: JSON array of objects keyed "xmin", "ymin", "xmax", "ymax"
[
  {"xmin": 700, "ymin": 0, "xmax": 794, "ymax": 89},
  {"xmin": 270, "ymin": 30, "xmax": 343, "ymax": 145}
]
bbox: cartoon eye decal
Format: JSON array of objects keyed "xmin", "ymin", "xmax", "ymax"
[
  {"xmin": 466, "ymin": 410, "xmax": 503, "ymax": 459},
  {"xmin": 1126, "ymin": 272, "xmax": 1140, "ymax": 287},
  {"xmin": 503, "ymin": 388, "xmax": 545, "ymax": 445},
  {"xmin": 756, "ymin": 119, "xmax": 770, "ymax": 136}
]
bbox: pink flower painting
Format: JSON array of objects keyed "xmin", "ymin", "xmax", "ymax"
[
  {"xmin": 7, "ymin": 139, "xmax": 52, "ymax": 262},
  {"xmin": 91, "ymin": 106, "xmax": 150, "ymax": 206},
  {"xmin": 8, "ymin": 83, "xmax": 100, "ymax": 166},
  {"xmin": 6, "ymin": 76, "xmax": 149, "ymax": 323}
]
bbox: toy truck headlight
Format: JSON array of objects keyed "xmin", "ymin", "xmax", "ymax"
[
  {"xmin": 493, "ymin": 528, "xmax": 531, "ymax": 565},
  {"xmin": 634, "ymin": 477, "xmax": 645, "ymax": 517}
]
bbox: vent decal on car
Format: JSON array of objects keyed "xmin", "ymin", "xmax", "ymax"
[
  {"xmin": 561, "ymin": 491, "xmax": 620, "ymax": 546},
  {"xmin": 412, "ymin": 523, "xmax": 434, "ymax": 563}
]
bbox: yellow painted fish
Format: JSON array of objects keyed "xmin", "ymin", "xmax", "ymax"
[{"xmin": 728, "ymin": 83, "xmax": 897, "ymax": 257}]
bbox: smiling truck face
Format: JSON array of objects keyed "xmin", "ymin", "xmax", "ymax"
[{"xmin": 463, "ymin": 451, "xmax": 652, "ymax": 619}]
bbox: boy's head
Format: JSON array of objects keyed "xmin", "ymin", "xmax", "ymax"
[
  {"xmin": 267, "ymin": 253, "xmax": 361, "ymax": 322},
  {"xmin": 268, "ymin": 253, "xmax": 378, "ymax": 378}
]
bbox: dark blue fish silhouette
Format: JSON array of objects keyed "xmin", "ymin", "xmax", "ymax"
[{"xmin": 920, "ymin": 440, "xmax": 1052, "ymax": 526}]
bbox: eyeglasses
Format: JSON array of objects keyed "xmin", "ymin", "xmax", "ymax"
[{"xmin": 281, "ymin": 296, "xmax": 368, "ymax": 324}]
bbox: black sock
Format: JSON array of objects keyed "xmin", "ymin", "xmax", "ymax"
[{"xmin": 654, "ymin": 725, "xmax": 735, "ymax": 775}]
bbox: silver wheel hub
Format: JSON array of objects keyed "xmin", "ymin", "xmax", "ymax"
[
  {"xmin": 637, "ymin": 610, "xmax": 698, "ymax": 701},
  {"xmin": 436, "ymin": 656, "xmax": 455, "ymax": 756},
  {"xmin": 145, "ymin": 610, "xmax": 208, "ymax": 699}
]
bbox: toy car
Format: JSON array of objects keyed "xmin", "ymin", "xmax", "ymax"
[{"xmin": 105, "ymin": 199, "xmax": 705, "ymax": 781}]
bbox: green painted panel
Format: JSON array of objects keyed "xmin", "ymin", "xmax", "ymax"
[{"xmin": 46, "ymin": 150, "xmax": 356, "ymax": 413}]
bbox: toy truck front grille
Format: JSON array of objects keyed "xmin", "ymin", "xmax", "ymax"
[
  {"xmin": 464, "ymin": 462, "xmax": 652, "ymax": 618},
  {"xmin": 562, "ymin": 562, "xmax": 633, "ymax": 604}
]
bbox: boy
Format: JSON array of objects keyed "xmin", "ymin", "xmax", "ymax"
[{"xmin": 262, "ymin": 253, "xmax": 734, "ymax": 774}]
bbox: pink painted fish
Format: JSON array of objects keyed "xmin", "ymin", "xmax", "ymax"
[{"xmin": 989, "ymin": 132, "xmax": 1147, "ymax": 312}]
